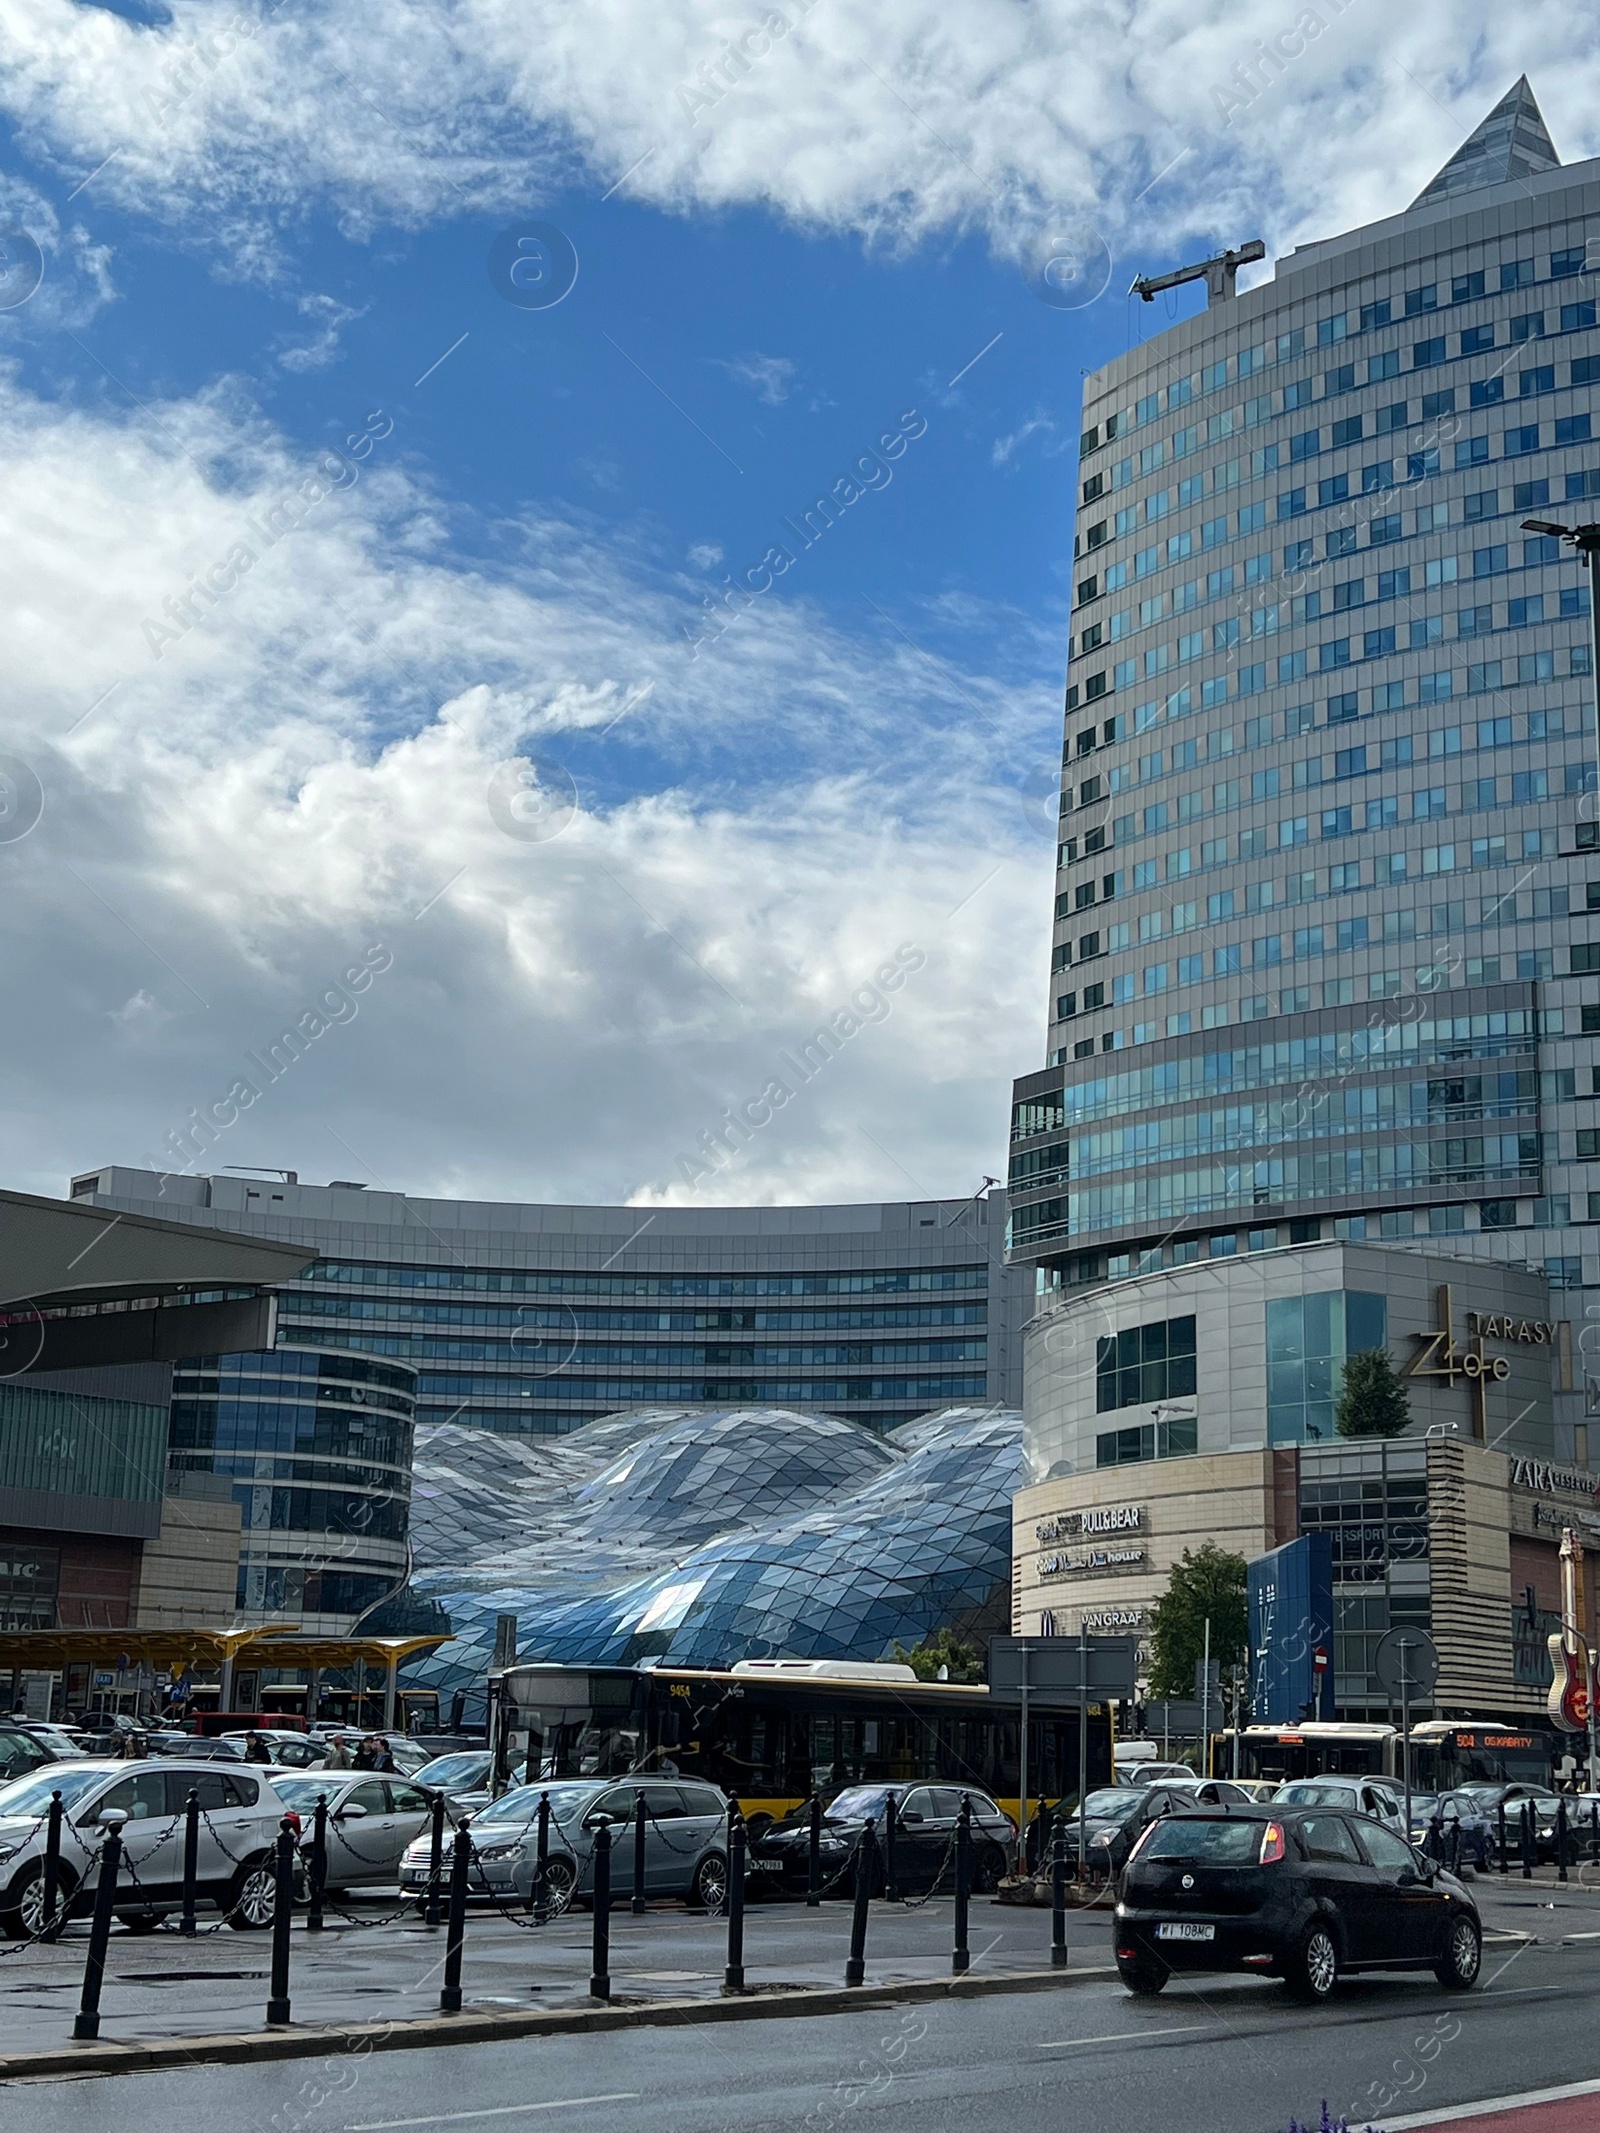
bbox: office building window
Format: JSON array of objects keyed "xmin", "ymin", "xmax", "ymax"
[
  {"xmin": 1266, "ymin": 1291, "xmax": 1387, "ymax": 1445},
  {"xmin": 1095, "ymin": 1314, "xmax": 1197, "ymax": 1413}
]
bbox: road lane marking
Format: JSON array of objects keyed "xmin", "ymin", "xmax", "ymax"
[
  {"xmin": 350, "ymin": 2098, "xmax": 641, "ymax": 2128},
  {"xmin": 1037, "ymin": 2023, "xmax": 1213, "ymax": 2049}
]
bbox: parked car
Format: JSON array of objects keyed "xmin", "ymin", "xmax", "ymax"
[
  {"xmin": 141, "ymin": 1733, "xmax": 247, "ymax": 1760},
  {"xmin": 1409, "ymin": 1790, "xmax": 1493, "ymax": 1870},
  {"xmin": 0, "ymin": 1728, "xmax": 62, "ymax": 1786},
  {"xmin": 1114, "ymin": 1806, "xmax": 1483, "ymax": 2002},
  {"xmin": 316, "ymin": 1731, "xmax": 431, "ymax": 1777},
  {"xmin": 1274, "ymin": 1777, "xmax": 1407, "ymax": 1829},
  {"xmin": 269, "ymin": 1771, "xmax": 436, "ymax": 1889},
  {"xmin": 221, "ymin": 1730, "xmax": 329, "ymax": 1769},
  {"xmin": 1066, "ymin": 1782, "xmax": 1244, "ymax": 1880},
  {"xmin": 1118, "ymin": 1762, "xmax": 1195, "ymax": 1786},
  {"xmin": 400, "ymin": 1777, "xmax": 734, "ymax": 1914},
  {"xmin": 1458, "ymin": 1781, "xmax": 1563, "ymax": 1859},
  {"xmin": 16, "ymin": 1725, "xmax": 88, "ymax": 1763},
  {"xmin": 0, "ymin": 1760, "xmax": 296, "ymax": 1936},
  {"xmin": 411, "ymin": 1750, "xmax": 494, "ymax": 1814},
  {"xmin": 752, "ymin": 1784, "xmax": 1013, "ymax": 1896}
]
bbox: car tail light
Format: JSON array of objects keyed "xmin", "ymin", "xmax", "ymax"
[{"xmin": 1259, "ymin": 1821, "xmax": 1286, "ymax": 1865}]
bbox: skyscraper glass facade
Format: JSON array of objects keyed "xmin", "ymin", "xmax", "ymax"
[{"xmin": 1010, "ymin": 86, "xmax": 1600, "ymax": 1301}]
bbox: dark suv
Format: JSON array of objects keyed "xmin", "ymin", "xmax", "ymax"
[{"xmin": 1115, "ymin": 1807, "xmax": 1482, "ymax": 2002}]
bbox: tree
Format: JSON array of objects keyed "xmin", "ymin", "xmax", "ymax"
[
  {"xmin": 1336, "ymin": 1346, "xmax": 1411, "ymax": 1438},
  {"xmin": 1146, "ymin": 1543, "xmax": 1248, "ymax": 1703},
  {"xmin": 892, "ymin": 1629, "xmax": 984, "ymax": 1683}
]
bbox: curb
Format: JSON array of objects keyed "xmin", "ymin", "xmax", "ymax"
[{"xmin": 0, "ymin": 1964, "xmax": 1118, "ymax": 2081}]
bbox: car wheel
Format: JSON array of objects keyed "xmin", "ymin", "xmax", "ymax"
[
  {"xmin": 538, "ymin": 1856, "xmax": 577, "ymax": 1917},
  {"xmin": 3, "ymin": 1863, "xmax": 73, "ymax": 1941},
  {"xmin": 227, "ymin": 1859, "xmax": 279, "ymax": 1930},
  {"xmin": 1434, "ymin": 1913, "xmax": 1481, "ymax": 1991},
  {"xmin": 690, "ymin": 1851, "xmax": 729, "ymax": 1911},
  {"xmin": 116, "ymin": 1911, "xmax": 165, "ymax": 1935},
  {"xmin": 1117, "ymin": 1955, "xmax": 1169, "ymax": 1997},
  {"xmin": 973, "ymin": 1844, "xmax": 1006, "ymax": 1895},
  {"xmin": 1284, "ymin": 1921, "xmax": 1339, "ymax": 2004}
]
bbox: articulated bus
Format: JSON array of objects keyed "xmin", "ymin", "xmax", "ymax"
[
  {"xmin": 488, "ymin": 1659, "xmax": 1114, "ymax": 1833},
  {"xmin": 1227, "ymin": 1720, "xmax": 1559, "ymax": 1791}
]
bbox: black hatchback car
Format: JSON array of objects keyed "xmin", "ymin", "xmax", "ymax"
[{"xmin": 1114, "ymin": 1807, "xmax": 1482, "ymax": 2003}]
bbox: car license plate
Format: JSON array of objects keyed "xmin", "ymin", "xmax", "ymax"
[
  {"xmin": 753, "ymin": 1860, "xmax": 784, "ymax": 1872},
  {"xmin": 1155, "ymin": 1921, "xmax": 1214, "ymax": 1942}
]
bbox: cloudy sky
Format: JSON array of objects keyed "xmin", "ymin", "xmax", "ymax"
[{"xmin": 1, "ymin": 4, "xmax": 1594, "ymax": 1208}]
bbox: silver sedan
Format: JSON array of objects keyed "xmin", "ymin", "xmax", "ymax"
[{"xmin": 269, "ymin": 1770, "xmax": 437, "ymax": 1890}]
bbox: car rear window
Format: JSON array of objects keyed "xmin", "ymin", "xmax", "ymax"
[{"xmin": 1142, "ymin": 1818, "xmax": 1263, "ymax": 1863}]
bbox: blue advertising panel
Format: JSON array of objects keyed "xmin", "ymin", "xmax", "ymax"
[{"xmin": 1248, "ymin": 1534, "xmax": 1334, "ymax": 1724}]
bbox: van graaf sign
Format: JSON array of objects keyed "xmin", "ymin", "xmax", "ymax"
[{"xmin": 1407, "ymin": 1285, "xmax": 1558, "ymax": 1438}]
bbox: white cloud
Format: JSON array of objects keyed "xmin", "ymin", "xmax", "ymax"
[
  {"xmin": 991, "ymin": 413, "xmax": 1057, "ymax": 468},
  {"xmin": 687, "ymin": 541, "xmax": 723, "ymax": 568},
  {"xmin": 275, "ymin": 291, "xmax": 364, "ymax": 372},
  {"xmin": 715, "ymin": 352, "xmax": 797, "ymax": 405},
  {"xmin": 1, "ymin": 1, "xmax": 1594, "ymax": 274},
  {"xmin": 0, "ymin": 369, "xmax": 1059, "ymax": 1205}
]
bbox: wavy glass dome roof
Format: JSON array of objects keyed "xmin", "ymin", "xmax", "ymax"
[{"xmin": 404, "ymin": 1404, "xmax": 1021, "ymax": 1706}]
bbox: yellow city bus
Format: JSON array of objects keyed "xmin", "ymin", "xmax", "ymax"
[{"xmin": 489, "ymin": 1659, "xmax": 1114, "ymax": 1835}]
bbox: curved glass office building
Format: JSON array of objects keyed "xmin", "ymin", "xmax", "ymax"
[
  {"xmin": 1010, "ymin": 80, "xmax": 1600, "ymax": 1299},
  {"xmin": 168, "ymin": 1347, "xmax": 417, "ymax": 1632}
]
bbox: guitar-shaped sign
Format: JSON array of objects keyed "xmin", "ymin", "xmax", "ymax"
[{"xmin": 1546, "ymin": 1525, "xmax": 1593, "ymax": 1733}]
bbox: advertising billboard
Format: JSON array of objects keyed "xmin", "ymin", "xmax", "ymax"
[{"xmin": 1248, "ymin": 1533, "xmax": 1334, "ymax": 1724}]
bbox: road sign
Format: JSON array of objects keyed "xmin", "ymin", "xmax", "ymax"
[
  {"xmin": 1373, "ymin": 1627, "xmax": 1440, "ymax": 1698},
  {"xmin": 988, "ymin": 1635, "xmax": 1138, "ymax": 1701}
]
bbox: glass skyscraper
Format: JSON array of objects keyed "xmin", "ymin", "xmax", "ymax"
[{"xmin": 1009, "ymin": 79, "xmax": 1600, "ymax": 1300}]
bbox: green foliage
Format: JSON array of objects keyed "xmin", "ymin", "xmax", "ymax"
[
  {"xmin": 892, "ymin": 1629, "xmax": 984, "ymax": 1683},
  {"xmin": 1335, "ymin": 1346, "xmax": 1411, "ymax": 1438},
  {"xmin": 1146, "ymin": 1543, "xmax": 1248, "ymax": 1703}
]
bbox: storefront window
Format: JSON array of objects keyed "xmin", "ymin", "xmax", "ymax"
[{"xmin": 1265, "ymin": 1291, "xmax": 1386, "ymax": 1444}]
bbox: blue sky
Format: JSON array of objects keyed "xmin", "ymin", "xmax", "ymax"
[{"xmin": 0, "ymin": 7, "xmax": 1590, "ymax": 1207}]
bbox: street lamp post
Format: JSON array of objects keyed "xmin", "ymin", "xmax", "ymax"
[{"xmin": 1521, "ymin": 516, "xmax": 1600, "ymax": 791}]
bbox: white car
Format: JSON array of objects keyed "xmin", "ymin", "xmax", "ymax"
[
  {"xmin": 0, "ymin": 1760, "xmax": 296, "ymax": 1936},
  {"xmin": 1273, "ymin": 1776, "xmax": 1407, "ymax": 1828},
  {"xmin": 269, "ymin": 1770, "xmax": 438, "ymax": 1889}
]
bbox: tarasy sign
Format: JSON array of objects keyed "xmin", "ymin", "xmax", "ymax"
[{"xmin": 988, "ymin": 1635, "xmax": 1139, "ymax": 1702}]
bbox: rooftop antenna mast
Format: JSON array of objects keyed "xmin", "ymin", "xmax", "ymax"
[{"xmin": 1131, "ymin": 239, "xmax": 1265, "ymax": 308}]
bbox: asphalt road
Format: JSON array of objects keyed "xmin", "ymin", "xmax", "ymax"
[{"xmin": 12, "ymin": 1924, "xmax": 1600, "ymax": 2133}]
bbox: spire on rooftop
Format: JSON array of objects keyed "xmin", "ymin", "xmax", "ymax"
[{"xmin": 1410, "ymin": 76, "xmax": 1560, "ymax": 210}]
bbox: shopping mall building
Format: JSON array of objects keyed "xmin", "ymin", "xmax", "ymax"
[{"xmin": 1007, "ymin": 81, "xmax": 1600, "ymax": 1720}]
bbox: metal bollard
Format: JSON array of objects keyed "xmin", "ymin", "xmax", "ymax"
[
  {"xmin": 1521, "ymin": 1800, "xmax": 1535, "ymax": 1880},
  {"xmin": 589, "ymin": 1819, "xmax": 612, "ymax": 2001},
  {"xmin": 72, "ymin": 1816, "xmax": 125, "ymax": 2040},
  {"xmin": 723, "ymin": 1808, "xmax": 746, "ymax": 1994},
  {"xmin": 307, "ymin": 1795, "xmax": 328, "ymax": 1934},
  {"xmin": 882, "ymin": 1792, "xmax": 900, "ymax": 1904},
  {"xmin": 178, "ymin": 1788, "xmax": 201, "ymax": 1938},
  {"xmin": 424, "ymin": 1792, "xmax": 446, "ymax": 1929},
  {"xmin": 533, "ymin": 1792, "xmax": 552, "ymax": 1925},
  {"xmin": 1050, "ymin": 1818, "xmax": 1068, "ymax": 1969},
  {"xmin": 266, "ymin": 1819, "xmax": 296, "ymax": 2024},
  {"xmin": 952, "ymin": 1793, "xmax": 972, "ymax": 1978},
  {"xmin": 1558, "ymin": 1796, "xmax": 1570, "ymax": 1885},
  {"xmin": 632, "ymin": 1791, "xmax": 648, "ymax": 1917},
  {"xmin": 1497, "ymin": 1800, "xmax": 1508, "ymax": 1875},
  {"xmin": 41, "ymin": 1791, "xmax": 64, "ymax": 1944},
  {"xmin": 1426, "ymin": 1812, "xmax": 1441, "ymax": 1866},
  {"xmin": 1591, "ymin": 1798, "xmax": 1599, "ymax": 1866},
  {"xmin": 439, "ymin": 1819, "xmax": 473, "ymax": 2014},
  {"xmin": 806, "ymin": 1795, "xmax": 822, "ymax": 1908},
  {"xmin": 844, "ymin": 1824, "xmax": 877, "ymax": 1988}
]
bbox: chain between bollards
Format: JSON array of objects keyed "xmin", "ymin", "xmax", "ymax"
[
  {"xmin": 307, "ymin": 1794, "xmax": 329, "ymax": 1933},
  {"xmin": 533, "ymin": 1792, "xmax": 552, "ymax": 1924},
  {"xmin": 844, "ymin": 1824, "xmax": 877, "ymax": 1987},
  {"xmin": 423, "ymin": 1792, "xmax": 446, "ymax": 1929},
  {"xmin": 41, "ymin": 1791, "xmax": 64, "ymax": 1944},
  {"xmin": 266, "ymin": 1818, "xmax": 296, "ymax": 2025},
  {"xmin": 806, "ymin": 1794, "xmax": 822, "ymax": 1908},
  {"xmin": 589, "ymin": 1818, "xmax": 612, "ymax": 2001},
  {"xmin": 1050, "ymin": 1816, "xmax": 1068, "ymax": 1969},
  {"xmin": 723, "ymin": 1807, "xmax": 746, "ymax": 1994},
  {"xmin": 72, "ymin": 1815, "xmax": 124, "ymax": 2040},
  {"xmin": 952, "ymin": 1792, "xmax": 972, "ymax": 1977},
  {"xmin": 632, "ymin": 1790, "xmax": 648, "ymax": 1916},
  {"xmin": 439, "ymin": 1818, "xmax": 473, "ymax": 2013}
]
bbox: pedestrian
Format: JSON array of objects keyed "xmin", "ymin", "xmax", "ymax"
[
  {"xmin": 370, "ymin": 1738, "xmax": 397, "ymax": 1774},
  {"xmin": 243, "ymin": 1731, "xmax": 271, "ymax": 1765},
  {"xmin": 323, "ymin": 1735, "xmax": 353, "ymax": 1770},
  {"xmin": 353, "ymin": 1735, "xmax": 378, "ymax": 1770}
]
